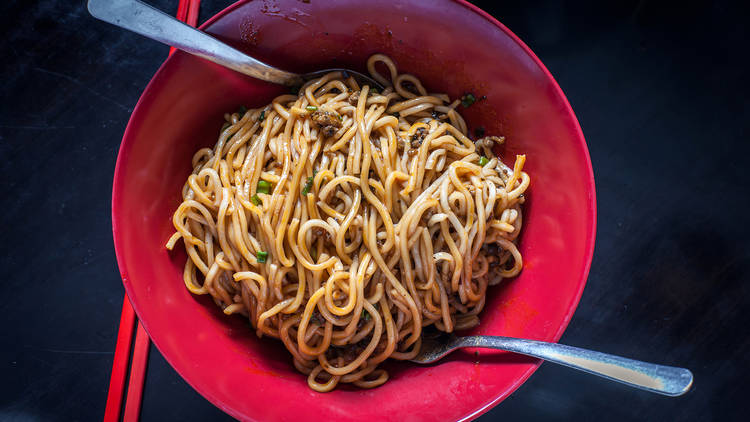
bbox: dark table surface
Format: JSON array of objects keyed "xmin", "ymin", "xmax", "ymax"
[{"xmin": 2, "ymin": 0, "xmax": 748, "ymax": 421}]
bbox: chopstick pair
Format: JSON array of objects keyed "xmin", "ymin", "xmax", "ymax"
[
  {"xmin": 103, "ymin": 2, "xmax": 201, "ymax": 421},
  {"xmin": 103, "ymin": 297, "xmax": 150, "ymax": 422}
]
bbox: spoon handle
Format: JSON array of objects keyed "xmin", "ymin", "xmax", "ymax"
[
  {"xmin": 460, "ymin": 336, "xmax": 693, "ymax": 396},
  {"xmin": 87, "ymin": 0, "xmax": 301, "ymax": 86}
]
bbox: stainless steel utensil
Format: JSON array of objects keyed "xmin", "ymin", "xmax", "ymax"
[
  {"xmin": 411, "ymin": 331, "xmax": 693, "ymax": 396},
  {"xmin": 87, "ymin": 0, "xmax": 383, "ymax": 89}
]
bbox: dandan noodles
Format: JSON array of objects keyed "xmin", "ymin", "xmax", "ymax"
[{"xmin": 166, "ymin": 54, "xmax": 529, "ymax": 392}]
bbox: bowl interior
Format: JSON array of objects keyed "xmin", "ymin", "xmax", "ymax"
[{"xmin": 112, "ymin": 0, "xmax": 595, "ymax": 420}]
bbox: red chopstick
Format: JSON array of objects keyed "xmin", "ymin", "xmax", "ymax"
[
  {"xmin": 122, "ymin": 323, "xmax": 150, "ymax": 421},
  {"xmin": 187, "ymin": 0, "xmax": 201, "ymax": 30},
  {"xmin": 104, "ymin": 1, "xmax": 201, "ymax": 421},
  {"xmin": 103, "ymin": 297, "xmax": 136, "ymax": 422}
]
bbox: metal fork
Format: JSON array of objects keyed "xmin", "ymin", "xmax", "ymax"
[
  {"xmin": 411, "ymin": 332, "xmax": 693, "ymax": 396},
  {"xmin": 87, "ymin": 0, "xmax": 383, "ymax": 89}
]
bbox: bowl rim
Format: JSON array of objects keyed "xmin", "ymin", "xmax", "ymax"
[{"xmin": 111, "ymin": 0, "xmax": 597, "ymax": 420}]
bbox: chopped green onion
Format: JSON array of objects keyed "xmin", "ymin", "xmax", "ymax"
[
  {"xmin": 392, "ymin": 111, "xmax": 400, "ymax": 118},
  {"xmin": 257, "ymin": 180, "xmax": 271, "ymax": 194},
  {"xmin": 310, "ymin": 245, "xmax": 317, "ymax": 261},
  {"xmin": 479, "ymin": 156, "xmax": 489, "ymax": 166},
  {"xmin": 237, "ymin": 105, "xmax": 248, "ymax": 115},
  {"xmin": 306, "ymin": 105, "xmax": 318, "ymax": 112},
  {"xmin": 369, "ymin": 86, "xmax": 380, "ymax": 94},
  {"xmin": 220, "ymin": 122, "xmax": 230, "ymax": 133},
  {"xmin": 361, "ymin": 309, "xmax": 370, "ymax": 321},
  {"xmin": 251, "ymin": 194, "xmax": 261, "ymax": 206},
  {"xmin": 256, "ymin": 251, "xmax": 268, "ymax": 263},
  {"xmin": 258, "ymin": 110, "xmax": 265, "ymax": 121},
  {"xmin": 461, "ymin": 93, "xmax": 476, "ymax": 108},
  {"xmin": 301, "ymin": 176, "xmax": 314, "ymax": 195}
]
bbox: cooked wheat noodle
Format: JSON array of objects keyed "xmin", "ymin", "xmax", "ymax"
[{"xmin": 167, "ymin": 54, "xmax": 529, "ymax": 392}]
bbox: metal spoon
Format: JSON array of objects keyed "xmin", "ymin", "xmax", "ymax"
[
  {"xmin": 87, "ymin": 0, "xmax": 383, "ymax": 89},
  {"xmin": 412, "ymin": 331, "xmax": 693, "ymax": 396}
]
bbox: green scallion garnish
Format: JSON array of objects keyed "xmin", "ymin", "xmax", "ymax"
[
  {"xmin": 361, "ymin": 309, "xmax": 370, "ymax": 321},
  {"xmin": 479, "ymin": 156, "xmax": 489, "ymax": 166},
  {"xmin": 257, "ymin": 180, "xmax": 271, "ymax": 194},
  {"xmin": 306, "ymin": 105, "xmax": 318, "ymax": 112},
  {"xmin": 461, "ymin": 93, "xmax": 476, "ymax": 108},
  {"xmin": 256, "ymin": 251, "xmax": 268, "ymax": 263},
  {"xmin": 301, "ymin": 176, "xmax": 313, "ymax": 195},
  {"xmin": 237, "ymin": 105, "xmax": 248, "ymax": 115},
  {"xmin": 220, "ymin": 122, "xmax": 230, "ymax": 133},
  {"xmin": 258, "ymin": 110, "xmax": 265, "ymax": 121},
  {"xmin": 251, "ymin": 194, "xmax": 261, "ymax": 206}
]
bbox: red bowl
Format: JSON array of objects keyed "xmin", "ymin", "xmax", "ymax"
[{"xmin": 112, "ymin": 0, "xmax": 596, "ymax": 420}]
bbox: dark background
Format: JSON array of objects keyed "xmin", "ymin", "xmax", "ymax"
[{"xmin": 1, "ymin": 0, "xmax": 748, "ymax": 420}]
